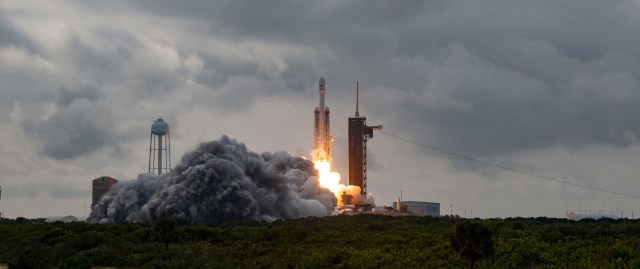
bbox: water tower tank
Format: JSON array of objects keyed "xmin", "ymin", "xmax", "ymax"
[{"xmin": 151, "ymin": 118, "xmax": 169, "ymax": 135}]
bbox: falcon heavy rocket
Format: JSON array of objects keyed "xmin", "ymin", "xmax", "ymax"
[{"xmin": 314, "ymin": 77, "xmax": 332, "ymax": 161}]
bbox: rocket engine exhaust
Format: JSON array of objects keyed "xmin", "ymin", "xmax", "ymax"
[{"xmin": 88, "ymin": 136, "xmax": 337, "ymax": 224}]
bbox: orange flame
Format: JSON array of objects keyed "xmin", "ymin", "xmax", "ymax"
[
  {"xmin": 314, "ymin": 160, "xmax": 372, "ymax": 207},
  {"xmin": 313, "ymin": 160, "xmax": 342, "ymax": 195}
]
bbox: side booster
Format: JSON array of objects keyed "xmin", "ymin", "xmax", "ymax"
[{"xmin": 314, "ymin": 77, "xmax": 333, "ymax": 161}]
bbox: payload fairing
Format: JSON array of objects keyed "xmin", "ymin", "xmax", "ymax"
[{"xmin": 314, "ymin": 77, "xmax": 333, "ymax": 161}]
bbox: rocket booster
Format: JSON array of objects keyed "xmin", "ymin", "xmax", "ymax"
[{"xmin": 314, "ymin": 77, "xmax": 332, "ymax": 161}]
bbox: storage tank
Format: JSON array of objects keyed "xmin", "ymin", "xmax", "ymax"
[{"xmin": 92, "ymin": 176, "xmax": 118, "ymax": 206}]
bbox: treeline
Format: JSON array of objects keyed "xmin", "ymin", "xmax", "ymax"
[{"xmin": 1, "ymin": 215, "xmax": 640, "ymax": 268}]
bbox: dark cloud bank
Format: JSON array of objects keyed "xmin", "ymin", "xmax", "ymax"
[
  {"xmin": 132, "ymin": 0, "xmax": 640, "ymax": 159},
  {"xmin": 27, "ymin": 0, "xmax": 640, "ymax": 164},
  {"xmin": 88, "ymin": 136, "xmax": 336, "ymax": 224},
  {"xmin": 22, "ymin": 86, "xmax": 116, "ymax": 159}
]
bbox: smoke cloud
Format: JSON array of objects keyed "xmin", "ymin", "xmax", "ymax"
[{"xmin": 88, "ymin": 136, "xmax": 337, "ymax": 224}]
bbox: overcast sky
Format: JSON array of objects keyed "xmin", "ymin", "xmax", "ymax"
[{"xmin": 2, "ymin": 0, "xmax": 640, "ymax": 218}]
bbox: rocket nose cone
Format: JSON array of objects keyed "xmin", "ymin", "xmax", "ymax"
[{"xmin": 319, "ymin": 77, "xmax": 326, "ymax": 93}]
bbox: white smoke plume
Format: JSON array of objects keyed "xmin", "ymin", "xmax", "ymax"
[{"xmin": 88, "ymin": 136, "xmax": 337, "ymax": 224}]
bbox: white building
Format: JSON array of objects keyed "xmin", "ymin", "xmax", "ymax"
[
  {"xmin": 45, "ymin": 215, "xmax": 82, "ymax": 223},
  {"xmin": 393, "ymin": 201, "xmax": 440, "ymax": 216}
]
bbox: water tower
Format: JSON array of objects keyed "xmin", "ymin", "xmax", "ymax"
[{"xmin": 149, "ymin": 118, "xmax": 171, "ymax": 175}]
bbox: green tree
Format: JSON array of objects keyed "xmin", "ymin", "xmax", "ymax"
[
  {"xmin": 8, "ymin": 254, "xmax": 33, "ymax": 269},
  {"xmin": 450, "ymin": 220, "xmax": 494, "ymax": 269},
  {"xmin": 153, "ymin": 218, "xmax": 178, "ymax": 250},
  {"xmin": 58, "ymin": 256, "xmax": 91, "ymax": 269}
]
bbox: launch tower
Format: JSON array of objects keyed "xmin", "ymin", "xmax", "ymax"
[
  {"xmin": 348, "ymin": 81, "xmax": 382, "ymax": 195},
  {"xmin": 149, "ymin": 118, "xmax": 171, "ymax": 175},
  {"xmin": 314, "ymin": 77, "xmax": 333, "ymax": 161}
]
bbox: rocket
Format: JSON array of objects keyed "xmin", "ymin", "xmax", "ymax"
[{"xmin": 314, "ymin": 77, "xmax": 333, "ymax": 161}]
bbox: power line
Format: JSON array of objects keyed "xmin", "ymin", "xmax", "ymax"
[{"xmin": 378, "ymin": 130, "xmax": 640, "ymax": 199}]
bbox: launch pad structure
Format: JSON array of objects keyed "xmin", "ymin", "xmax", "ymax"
[{"xmin": 348, "ymin": 81, "xmax": 382, "ymax": 196}]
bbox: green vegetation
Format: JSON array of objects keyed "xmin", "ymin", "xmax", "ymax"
[
  {"xmin": 1, "ymin": 215, "xmax": 640, "ymax": 268},
  {"xmin": 451, "ymin": 220, "xmax": 494, "ymax": 269},
  {"xmin": 153, "ymin": 218, "xmax": 178, "ymax": 250}
]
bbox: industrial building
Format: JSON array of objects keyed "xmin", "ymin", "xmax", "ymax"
[
  {"xmin": 45, "ymin": 215, "xmax": 81, "ymax": 223},
  {"xmin": 348, "ymin": 81, "xmax": 382, "ymax": 196},
  {"xmin": 92, "ymin": 176, "xmax": 118, "ymax": 206},
  {"xmin": 393, "ymin": 201, "xmax": 440, "ymax": 216}
]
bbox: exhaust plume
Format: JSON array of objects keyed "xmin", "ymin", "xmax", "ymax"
[{"xmin": 88, "ymin": 136, "xmax": 337, "ymax": 224}]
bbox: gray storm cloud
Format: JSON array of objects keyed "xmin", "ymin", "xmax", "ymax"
[
  {"xmin": 127, "ymin": 0, "xmax": 640, "ymax": 159},
  {"xmin": 22, "ymin": 92, "xmax": 116, "ymax": 159},
  {"xmin": 88, "ymin": 136, "xmax": 337, "ymax": 224}
]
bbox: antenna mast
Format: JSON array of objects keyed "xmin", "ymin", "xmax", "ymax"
[{"xmin": 355, "ymin": 81, "xmax": 359, "ymax": 117}]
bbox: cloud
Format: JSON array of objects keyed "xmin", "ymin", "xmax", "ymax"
[
  {"xmin": 2, "ymin": 183, "xmax": 40, "ymax": 198},
  {"xmin": 0, "ymin": 14, "xmax": 38, "ymax": 52},
  {"xmin": 2, "ymin": 181, "xmax": 87, "ymax": 199},
  {"xmin": 50, "ymin": 184, "xmax": 87, "ymax": 199},
  {"xmin": 383, "ymin": 41, "xmax": 640, "ymax": 159},
  {"xmin": 54, "ymin": 85, "xmax": 99, "ymax": 108},
  {"xmin": 22, "ymin": 87, "xmax": 117, "ymax": 159}
]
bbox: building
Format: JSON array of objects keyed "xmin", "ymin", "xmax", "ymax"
[
  {"xmin": 393, "ymin": 201, "xmax": 440, "ymax": 216},
  {"xmin": 45, "ymin": 215, "xmax": 81, "ymax": 223},
  {"xmin": 92, "ymin": 176, "xmax": 118, "ymax": 206}
]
